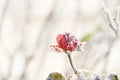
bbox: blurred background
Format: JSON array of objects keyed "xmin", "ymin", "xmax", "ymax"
[{"xmin": 0, "ymin": 0, "xmax": 120, "ymax": 80}]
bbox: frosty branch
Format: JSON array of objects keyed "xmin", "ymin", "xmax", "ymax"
[{"xmin": 101, "ymin": 3, "xmax": 120, "ymax": 36}]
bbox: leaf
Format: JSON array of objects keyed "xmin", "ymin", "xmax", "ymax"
[
  {"xmin": 46, "ymin": 72, "xmax": 66, "ymax": 80},
  {"xmin": 80, "ymin": 33, "xmax": 92, "ymax": 42},
  {"xmin": 107, "ymin": 73, "xmax": 118, "ymax": 80},
  {"xmin": 112, "ymin": 75, "xmax": 118, "ymax": 80}
]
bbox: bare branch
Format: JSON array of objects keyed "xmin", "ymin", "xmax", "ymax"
[
  {"xmin": 114, "ymin": 9, "xmax": 119, "ymax": 27},
  {"xmin": 66, "ymin": 52, "xmax": 82, "ymax": 80},
  {"xmin": 114, "ymin": 7, "xmax": 120, "ymax": 33},
  {"xmin": 101, "ymin": 2, "xmax": 118, "ymax": 36}
]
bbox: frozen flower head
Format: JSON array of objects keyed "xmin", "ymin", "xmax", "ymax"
[{"xmin": 50, "ymin": 32, "xmax": 85, "ymax": 53}]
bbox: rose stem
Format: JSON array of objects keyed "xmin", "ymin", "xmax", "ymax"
[
  {"xmin": 66, "ymin": 52, "xmax": 81, "ymax": 80},
  {"xmin": 67, "ymin": 54, "xmax": 77, "ymax": 74}
]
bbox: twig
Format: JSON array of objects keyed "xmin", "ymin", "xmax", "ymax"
[
  {"xmin": 66, "ymin": 52, "xmax": 82, "ymax": 80},
  {"xmin": 114, "ymin": 7, "xmax": 120, "ymax": 33},
  {"xmin": 114, "ymin": 8, "xmax": 119, "ymax": 27},
  {"xmin": 67, "ymin": 54, "xmax": 78, "ymax": 74},
  {"xmin": 103, "ymin": 38, "xmax": 117, "ymax": 72},
  {"xmin": 101, "ymin": 3, "xmax": 119, "ymax": 36}
]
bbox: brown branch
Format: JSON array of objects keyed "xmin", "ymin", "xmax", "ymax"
[
  {"xmin": 66, "ymin": 52, "xmax": 82, "ymax": 80},
  {"xmin": 67, "ymin": 54, "xmax": 78, "ymax": 74}
]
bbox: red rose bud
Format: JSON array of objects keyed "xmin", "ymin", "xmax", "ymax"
[{"xmin": 50, "ymin": 33, "xmax": 85, "ymax": 52}]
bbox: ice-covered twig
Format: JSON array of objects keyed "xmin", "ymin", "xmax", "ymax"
[{"xmin": 101, "ymin": 2, "xmax": 120, "ymax": 36}]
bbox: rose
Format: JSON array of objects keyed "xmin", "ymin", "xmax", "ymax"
[{"xmin": 50, "ymin": 33, "xmax": 85, "ymax": 52}]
